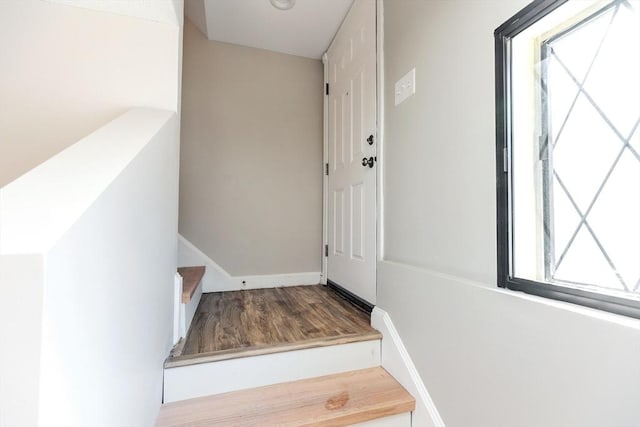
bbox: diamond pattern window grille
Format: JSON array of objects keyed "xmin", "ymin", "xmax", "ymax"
[{"xmin": 541, "ymin": 0, "xmax": 640, "ymax": 296}]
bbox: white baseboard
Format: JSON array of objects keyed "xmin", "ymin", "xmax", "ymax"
[
  {"xmin": 163, "ymin": 339, "xmax": 381, "ymax": 403},
  {"xmin": 371, "ymin": 307, "xmax": 445, "ymax": 427},
  {"xmin": 177, "ymin": 234, "xmax": 321, "ymax": 293}
]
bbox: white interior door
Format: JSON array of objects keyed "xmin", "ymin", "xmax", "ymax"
[{"xmin": 326, "ymin": 0, "xmax": 376, "ymax": 304}]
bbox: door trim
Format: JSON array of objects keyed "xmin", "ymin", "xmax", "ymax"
[
  {"xmin": 321, "ymin": 52, "xmax": 329, "ymax": 285},
  {"xmin": 375, "ymin": 0, "xmax": 385, "ymax": 263}
]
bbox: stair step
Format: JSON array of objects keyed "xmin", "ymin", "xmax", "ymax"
[
  {"xmin": 177, "ymin": 266, "xmax": 204, "ymax": 303},
  {"xmin": 156, "ymin": 367, "xmax": 415, "ymax": 426},
  {"xmin": 163, "ymin": 339, "xmax": 380, "ymax": 403}
]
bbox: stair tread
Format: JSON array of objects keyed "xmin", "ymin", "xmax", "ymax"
[
  {"xmin": 177, "ymin": 266, "xmax": 204, "ymax": 304},
  {"xmin": 157, "ymin": 367, "xmax": 414, "ymax": 426}
]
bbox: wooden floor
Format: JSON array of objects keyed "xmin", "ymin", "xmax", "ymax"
[
  {"xmin": 157, "ymin": 367, "xmax": 415, "ymax": 427},
  {"xmin": 166, "ymin": 285, "xmax": 381, "ymax": 367}
]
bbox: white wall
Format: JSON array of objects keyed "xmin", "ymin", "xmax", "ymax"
[
  {"xmin": 0, "ymin": 0, "xmax": 183, "ymax": 423},
  {"xmin": 0, "ymin": 109, "xmax": 179, "ymax": 426},
  {"xmin": 0, "ymin": 255, "xmax": 44, "ymax": 427},
  {"xmin": 179, "ymin": 19, "xmax": 323, "ymax": 276},
  {"xmin": 0, "ymin": 0, "xmax": 182, "ymax": 188},
  {"xmin": 38, "ymin": 113, "xmax": 179, "ymax": 426},
  {"xmin": 379, "ymin": 1, "xmax": 640, "ymax": 426}
]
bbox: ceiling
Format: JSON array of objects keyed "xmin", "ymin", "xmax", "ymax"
[{"xmin": 184, "ymin": 0, "xmax": 354, "ymax": 59}]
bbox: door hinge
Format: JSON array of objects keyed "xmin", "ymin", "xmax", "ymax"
[
  {"xmin": 325, "ymin": 244, "xmax": 328, "ymax": 257},
  {"xmin": 503, "ymin": 147, "xmax": 508, "ymax": 173},
  {"xmin": 325, "ymin": 83, "xmax": 329, "ymax": 95},
  {"xmin": 325, "ymin": 163, "xmax": 329, "ymax": 176}
]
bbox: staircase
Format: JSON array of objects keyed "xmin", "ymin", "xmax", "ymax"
[{"xmin": 159, "ymin": 273, "xmax": 415, "ymax": 426}]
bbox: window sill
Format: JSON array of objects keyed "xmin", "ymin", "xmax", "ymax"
[{"xmin": 492, "ymin": 284, "xmax": 640, "ymax": 330}]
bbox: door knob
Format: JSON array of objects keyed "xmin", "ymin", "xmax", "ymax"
[{"xmin": 361, "ymin": 156, "xmax": 375, "ymax": 168}]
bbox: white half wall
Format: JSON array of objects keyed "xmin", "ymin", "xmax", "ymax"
[
  {"xmin": 1, "ymin": 110, "xmax": 176, "ymax": 255},
  {"xmin": 0, "ymin": 255, "xmax": 44, "ymax": 427},
  {"xmin": 0, "ymin": 109, "xmax": 180, "ymax": 427},
  {"xmin": 378, "ymin": 261, "xmax": 640, "ymax": 427},
  {"xmin": 178, "ymin": 234, "xmax": 321, "ymax": 292},
  {"xmin": 37, "ymin": 113, "xmax": 179, "ymax": 425}
]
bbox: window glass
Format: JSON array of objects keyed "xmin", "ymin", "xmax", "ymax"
[{"xmin": 496, "ymin": 0, "xmax": 640, "ymax": 316}]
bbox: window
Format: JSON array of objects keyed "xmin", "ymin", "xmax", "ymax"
[{"xmin": 495, "ymin": 0, "xmax": 640, "ymax": 318}]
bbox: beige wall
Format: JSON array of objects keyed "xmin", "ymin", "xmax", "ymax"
[
  {"xmin": 0, "ymin": 0, "xmax": 181, "ymax": 188},
  {"xmin": 379, "ymin": 1, "xmax": 640, "ymax": 426},
  {"xmin": 179, "ymin": 20, "xmax": 323, "ymax": 276}
]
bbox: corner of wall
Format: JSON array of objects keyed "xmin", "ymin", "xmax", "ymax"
[{"xmin": 177, "ymin": 234, "xmax": 321, "ymax": 292}]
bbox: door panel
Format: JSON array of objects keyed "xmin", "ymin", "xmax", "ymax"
[
  {"xmin": 351, "ymin": 182, "xmax": 364, "ymax": 260},
  {"xmin": 334, "ymin": 189, "xmax": 344, "ymax": 255},
  {"xmin": 327, "ymin": 0, "xmax": 376, "ymax": 304}
]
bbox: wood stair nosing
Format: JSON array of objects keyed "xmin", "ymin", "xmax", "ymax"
[
  {"xmin": 156, "ymin": 367, "xmax": 415, "ymax": 426},
  {"xmin": 164, "ymin": 330, "xmax": 382, "ymax": 368},
  {"xmin": 177, "ymin": 265, "xmax": 205, "ymax": 304}
]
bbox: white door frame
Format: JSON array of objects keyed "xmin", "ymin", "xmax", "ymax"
[
  {"xmin": 322, "ymin": 51, "xmax": 329, "ymax": 285},
  {"xmin": 321, "ymin": 0, "xmax": 384, "ymax": 290}
]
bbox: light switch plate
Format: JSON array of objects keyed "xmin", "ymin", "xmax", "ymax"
[{"xmin": 394, "ymin": 68, "xmax": 416, "ymax": 106}]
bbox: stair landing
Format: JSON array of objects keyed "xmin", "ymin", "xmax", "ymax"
[
  {"xmin": 166, "ymin": 285, "xmax": 381, "ymax": 368},
  {"xmin": 156, "ymin": 367, "xmax": 415, "ymax": 426}
]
